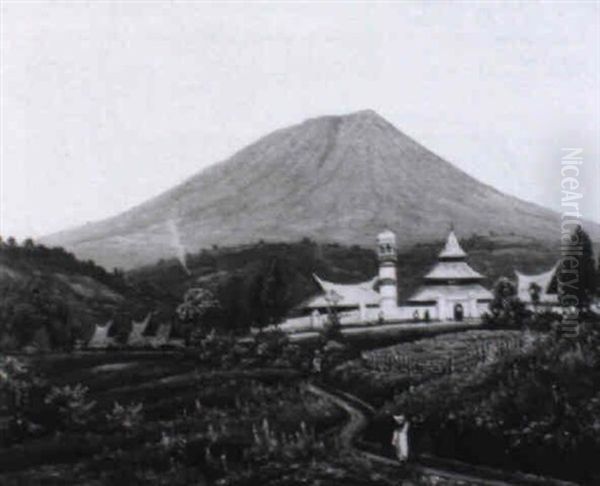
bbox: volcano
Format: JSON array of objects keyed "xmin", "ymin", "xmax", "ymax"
[{"xmin": 43, "ymin": 110, "xmax": 585, "ymax": 270}]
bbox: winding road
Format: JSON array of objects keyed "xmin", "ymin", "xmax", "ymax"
[{"xmin": 306, "ymin": 383, "xmax": 369, "ymax": 449}]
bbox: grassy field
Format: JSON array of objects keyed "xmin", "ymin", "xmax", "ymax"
[{"xmin": 0, "ymin": 351, "xmax": 347, "ymax": 485}]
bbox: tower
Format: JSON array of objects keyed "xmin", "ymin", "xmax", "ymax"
[{"xmin": 377, "ymin": 229, "xmax": 398, "ymax": 316}]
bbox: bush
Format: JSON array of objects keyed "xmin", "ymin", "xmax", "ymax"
[
  {"xmin": 44, "ymin": 383, "xmax": 96, "ymax": 431},
  {"xmin": 388, "ymin": 323, "xmax": 600, "ymax": 482},
  {"xmin": 105, "ymin": 402, "xmax": 144, "ymax": 433}
]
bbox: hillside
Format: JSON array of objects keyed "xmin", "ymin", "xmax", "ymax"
[
  {"xmin": 0, "ymin": 242, "xmax": 153, "ymax": 350},
  {"xmin": 42, "ymin": 110, "xmax": 598, "ymax": 270}
]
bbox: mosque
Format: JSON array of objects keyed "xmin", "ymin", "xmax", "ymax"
[{"xmin": 280, "ymin": 229, "xmax": 493, "ymax": 330}]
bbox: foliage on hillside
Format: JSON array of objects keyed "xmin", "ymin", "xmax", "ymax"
[
  {"xmin": 0, "ymin": 238, "xmax": 152, "ymax": 350},
  {"xmin": 387, "ymin": 321, "xmax": 600, "ymax": 483},
  {"xmin": 0, "ymin": 237, "xmax": 127, "ymax": 288}
]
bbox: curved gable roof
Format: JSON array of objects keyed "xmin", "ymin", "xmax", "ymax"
[
  {"xmin": 305, "ymin": 274, "xmax": 380, "ymax": 308},
  {"xmin": 515, "ymin": 263, "xmax": 559, "ymax": 300}
]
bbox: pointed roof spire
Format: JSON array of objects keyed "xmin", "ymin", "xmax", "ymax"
[{"xmin": 439, "ymin": 231, "xmax": 467, "ymax": 259}]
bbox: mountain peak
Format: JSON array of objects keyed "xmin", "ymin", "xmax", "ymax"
[
  {"xmin": 303, "ymin": 109, "xmax": 386, "ymax": 126},
  {"xmin": 42, "ymin": 111, "xmax": 573, "ymax": 270},
  {"xmin": 345, "ymin": 108, "xmax": 382, "ymax": 119}
]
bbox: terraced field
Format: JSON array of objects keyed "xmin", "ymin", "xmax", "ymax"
[{"xmin": 0, "ymin": 352, "xmax": 345, "ymax": 485}]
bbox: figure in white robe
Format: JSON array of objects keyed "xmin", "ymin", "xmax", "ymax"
[{"xmin": 391, "ymin": 414, "xmax": 410, "ymax": 462}]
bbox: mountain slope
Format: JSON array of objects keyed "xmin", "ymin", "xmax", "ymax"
[{"xmin": 42, "ymin": 110, "xmax": 595, "ymax": 270}]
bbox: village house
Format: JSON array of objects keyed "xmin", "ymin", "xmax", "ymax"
[
  {"xmin": 515, "ymin": 264, "xmax": 561, "ymax": 312},
  {"xmin": 86, "ymin": 314, "xmax": 183, "ymax": 349}
]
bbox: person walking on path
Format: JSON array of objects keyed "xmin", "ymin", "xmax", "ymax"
[{"xmin": 391, "ymin": 414, "xmax": 410, "ymax": 463}]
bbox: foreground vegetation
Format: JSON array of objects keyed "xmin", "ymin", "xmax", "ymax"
[
  {"xmin": 3, "ymin": 321, "xmax": 600, "ymax": 484},
  {"xmin": 2, "ymin": 226, "xmax": 599, "ymax": 484},
  {"xmin": 377, "ymin": 321, "xmax": 600, "ymax": 484},
  {"xmin": 0, "ymin": 335, "xmax": 356, "ymax": 485}
]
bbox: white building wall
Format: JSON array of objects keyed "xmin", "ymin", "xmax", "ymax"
[
  {"xmin": 379, "ymin": 262, "xmax": 397, "ymax": 315},
  {"xmin": 476, "ymin": 302, "xmax": 490, "ymax": 317},
  {"xmin": 379, "ymin": 265, "xmax": 396, "ymax": 280}
]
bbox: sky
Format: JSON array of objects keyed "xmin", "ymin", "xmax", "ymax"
[{"xmin": 1, "ymin": 1, "xmax": 599, "ymax": 240}]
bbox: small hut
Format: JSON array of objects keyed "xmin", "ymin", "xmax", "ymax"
[
  {"xmin": 88, "ymin": 320, "xmax": 113, "ymax": 348},
  {"xmin": 127, "ymin": 312, "xmax": 152, "ymax": 347}
]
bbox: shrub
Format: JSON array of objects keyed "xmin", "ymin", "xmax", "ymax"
[
  {"xmin": 0, "ymin": 356, "xmax": 52, "ymax": 443},
  {"xmin": 105, "ymin": 401, "xmax": 144, "ymax": 433},
  {"xmin": 44, "ymin": 383, "xmax": 96, "ymax": 431}
]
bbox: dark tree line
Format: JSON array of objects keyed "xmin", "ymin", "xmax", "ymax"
[
  {"xmin": 0, "ymin": 236, "xmax": 127, "ymax": 290},
  {"xmin": 557, "ymin": 224, "xmax": 597, "ymax": 308}
]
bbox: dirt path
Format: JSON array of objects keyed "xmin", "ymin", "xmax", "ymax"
[{"xmin": 305, "ymin": 383, "xmax": 368, "ymax": 448}]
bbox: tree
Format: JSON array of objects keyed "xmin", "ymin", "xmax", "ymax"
[
  {"xmin": 23, "ymin": 238, "xmax": 35, "ymax": 250},
  {"xmin": 260, "ymin": 258, "xmax": 288, "ymax": 326},
  {"xmin": 488, "ymin": 277, "xmax": 527, "ymax": 328},
  {"xmin": 321, "ymin": 289, "xmax": 343, "ymax": 341},
  {"xmin": 247, "ymin": 258, "xmax": 290, "ymax": 330},
  {"xmin": 597, "ymin": 254, "xmax": 600, "ymax": 297},
  {"xmin": 1, "ymin": 284, "xmax": 72, "ymax": 350},
  {"xmin": 529, "ymin": 282, "xmax": 542, "ymax": 313},
  {"xmin": 558, "ymin": 225, "xmax": 596, "ymax": 310},
  {"xmin": 176, "ymin": 287, "xmax": 220, "ymax": 344}
]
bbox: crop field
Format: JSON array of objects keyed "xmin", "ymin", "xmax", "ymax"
[
  {"xmin": 330, "ymin": 330, "xmax": 530, "ymax": 406},
  {"xmin": 362, "ymin": 329, "xmax": 526, "ymax": 376},
  {"xmin": 0, "ymin": 351, "xmax": 347, "ymax": 485}
]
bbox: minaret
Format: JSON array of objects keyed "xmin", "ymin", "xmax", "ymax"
[{"xmin": 377, "ymin": 229, "xmax": 398, "ymax": 315}]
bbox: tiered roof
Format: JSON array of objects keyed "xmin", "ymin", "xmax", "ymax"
[
  {"xmin": 410, "ymin": 231, "xmax": 492, "ymax": 303},
  {"xmin": 438, "ymin": 231, "xmax": 467, "ymax": 259},
  {"xmin": 423, "ymin": 231, "xmax": 484, "ymax": 283},
  {"xmin": 424, "ymin": 261, "xmax": 485, "ymax": 281}
]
